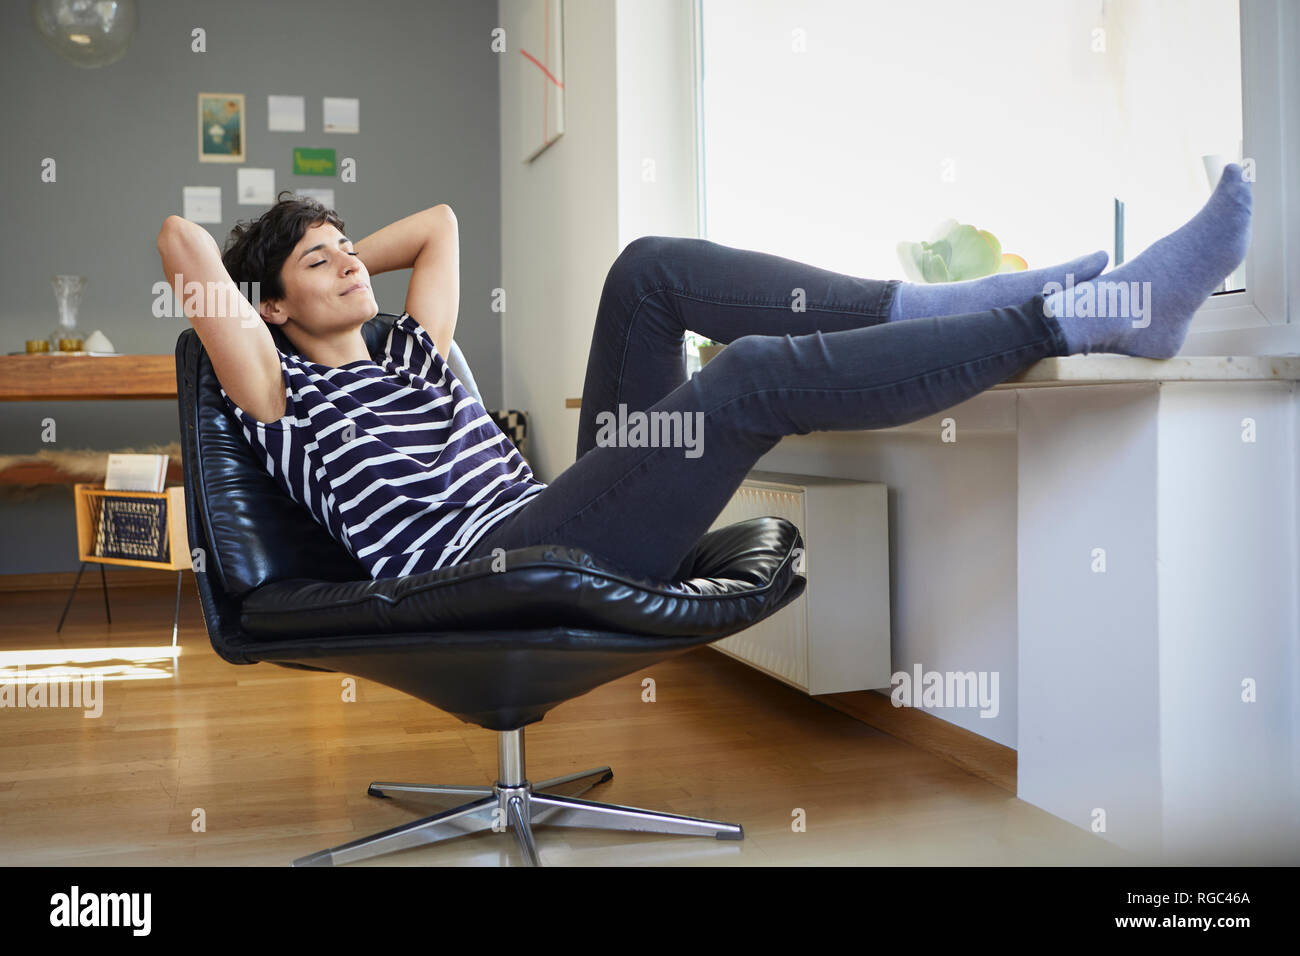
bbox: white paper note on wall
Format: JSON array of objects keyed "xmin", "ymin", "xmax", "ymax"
[
  {"xmin": 296, "ymin": 188, "xmax": 336, "ymax": 209},
  {"xmin": 237, "ymin": 168, "xmax": 276, "ymax": 205},
  {"xmin": 268, "ymin": 94, "xmax": 305, "ymax": 131},
  {"xmin": 322, "ymin": 97, "xmax": 359, "ymax": 133},
  {"xmin": 182, "ymin": 186, "xmax": 221, "ymax": 223}
]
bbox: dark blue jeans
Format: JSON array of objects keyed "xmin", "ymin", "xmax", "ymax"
[{"xmin": 460, "ymin": 236, "xmax": 1070, "ymax": 580}]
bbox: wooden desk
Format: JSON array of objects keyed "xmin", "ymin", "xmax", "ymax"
[
  {"xmin": 0, "ymin": 355, "xmax": 176, "ymax": 401},
  {"xmin": 0, "ymin": 355, "xmax": 183, "ymax": 485}
]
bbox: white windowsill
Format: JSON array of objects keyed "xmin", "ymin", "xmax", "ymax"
[{"xmin": 995, "ymin": 354, "xmax": 1300, "ymax": 388}]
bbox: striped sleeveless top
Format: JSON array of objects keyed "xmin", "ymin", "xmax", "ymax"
[{"xmin": 219, "ymin": 312, "xmax": 547, "ymax": 580}]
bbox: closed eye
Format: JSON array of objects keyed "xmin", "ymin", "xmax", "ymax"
[{"xmin": 311, "ymin": 252, "xmax": 359, "ymax": 268}]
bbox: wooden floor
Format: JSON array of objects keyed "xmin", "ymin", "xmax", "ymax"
[{"xmin": 0, "ymin": 578, "xmax": 1145, "ymax": 867}]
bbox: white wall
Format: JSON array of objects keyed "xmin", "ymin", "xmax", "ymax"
[
  {"xmin": 754, "ymin": 405, "xmax": 1026, "ymax": 749},
  {"xmin": 615, "ymin": 0, "xmax": 701, "ymax": 246},
  {"xmin": 497, "ymin": 0, "xmax": 1026, "ymax": 747},
  {"xmin": 498, "ymin": 0, "xmax": 621, "ymax": 482},
  {"xmin": 497, "ymin": 0, "xmax": 700, "ymax": 482}
]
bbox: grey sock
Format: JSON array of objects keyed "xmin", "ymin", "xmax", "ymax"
[
  {"xmin": 1045, "ymin": 164, "xmax": 1253, "ymax": 357},
  {"xmin": 890, "ymin": 249, "xmax": 1108, "ymax": 320}
]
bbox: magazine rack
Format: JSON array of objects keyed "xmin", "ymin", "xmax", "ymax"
[{"xmin": 58, "ymin": 483, "xmax": 190, "ymax": 644}]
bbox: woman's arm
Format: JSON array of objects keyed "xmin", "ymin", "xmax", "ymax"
[
  {"xmin": 157, "ymin": 216, "xmax": 286, "ymax": 424},
  {"xmin": 353, "ymin": 205, "xmax": 450, "ymax": 276},
  {"xmin": 403, "ymin": 207, "xmax": 460, "ymax": 359}
]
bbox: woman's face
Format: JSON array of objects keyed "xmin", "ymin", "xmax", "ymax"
[{"xmin": 259, "ymin": 221, "xmax": 377, "ymax": 335}]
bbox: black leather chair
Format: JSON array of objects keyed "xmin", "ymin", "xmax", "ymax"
[{"xmin": 174, "ymin": 312, "xmax": 807, "ymax": 866}]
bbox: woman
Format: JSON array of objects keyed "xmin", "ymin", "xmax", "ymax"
[{"xmin": 157, "ymin": 166, "xmax": 1252, "ymax": 582}]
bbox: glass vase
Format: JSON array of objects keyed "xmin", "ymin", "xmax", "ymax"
[{"xmin": 49, "ymin": 274, "xmax": 87, "ymax": 352}]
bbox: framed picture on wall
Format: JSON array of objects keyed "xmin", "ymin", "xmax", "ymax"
[
  {"xmin": 517, "ymin": 0, "xmax": 565, "ymax": 163},
  {"xmin": 198, "ymin": 93, "xmax": 245, "ymax": 163}
]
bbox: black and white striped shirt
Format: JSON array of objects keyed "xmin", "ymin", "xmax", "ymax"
[{"xmin": 219, "ymin": 312, "xmax": 546, "ymax": 579}]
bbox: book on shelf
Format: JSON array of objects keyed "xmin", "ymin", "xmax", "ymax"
[{"xmin": 104, "ymin": 453, "xmax": 168, "ymax": 492}]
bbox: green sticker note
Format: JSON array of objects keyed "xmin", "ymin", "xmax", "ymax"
[{"xmin": 293, "ymin": 147, "xmax": 336, "ymax": 176}]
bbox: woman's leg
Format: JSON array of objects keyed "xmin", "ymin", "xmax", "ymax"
[
  {"xmin": 573, "ymin": 235, "xmax": 1104, "ymax": 461},
  {"xmin": 459, "ymin": 168, "xmax": 1251, "ymax": 581},
  {"xmin": 457, "ymin": 236, "xmax": 1070, "ymax": 580},
  {"xmin": 573, "ymin": 236, "xmax": 902, "ymax": 460}
]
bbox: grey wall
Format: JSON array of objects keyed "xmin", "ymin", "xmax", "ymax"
[{"xmin": 0, "ymin": 0, "xmax": 502, "ymax": 574}]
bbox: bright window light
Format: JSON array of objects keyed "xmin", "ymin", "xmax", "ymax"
[{"xmin": 700, "ymin": 0, "xmax": 1243, "ymax": 292}]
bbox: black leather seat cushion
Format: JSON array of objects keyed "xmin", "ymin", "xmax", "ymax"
[{"xmin": 239, "ymin": 516, "xmax": 802, "ymax": 640}]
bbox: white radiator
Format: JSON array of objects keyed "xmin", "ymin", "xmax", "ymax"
[{"xmin": 706, "ymin": 470, "xmax": 892, "ymax": 695}]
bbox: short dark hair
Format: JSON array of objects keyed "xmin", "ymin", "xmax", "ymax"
[{"xmin": 222, "ymin": 190, "xmax": 345, "ymax": 302}]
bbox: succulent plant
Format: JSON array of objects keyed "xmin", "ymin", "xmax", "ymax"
[
  {"xmin": 898, "ymin": 219, "xmax": 1027, "ymax": 282},
  {"xmin": 687, "ymin": 332, "xmax": 723, "ymax": 348}
]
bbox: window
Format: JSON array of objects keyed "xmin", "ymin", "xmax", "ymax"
[{"xmin": 694, "ymin": 0, "xmax": 1294, "ymax": 351}]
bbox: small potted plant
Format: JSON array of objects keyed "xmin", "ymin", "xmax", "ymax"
[
  {"xmin": 897, "ymin": 220, "xmax": 1027, "ymax": 282},
  {"xmin": 697, "ymin": 339, "xmax": 725, "ymax": 366},
  {"xmin": 686, "ymin": 331, "xmax": 726, "ymax": 368}
]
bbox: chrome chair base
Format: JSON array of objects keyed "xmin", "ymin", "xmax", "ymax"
[{"xmin": 291, "ymin": 728, "xmax": 742, "ymax": 867}]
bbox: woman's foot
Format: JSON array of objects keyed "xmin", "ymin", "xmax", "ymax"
[
  {"xmin": 1044, "ymin": 164, "xmax": 1253, "ymax": 358},
  {"xmin": 890, "ymin": 249, "xmax": 1109, "ymax": 320}
]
